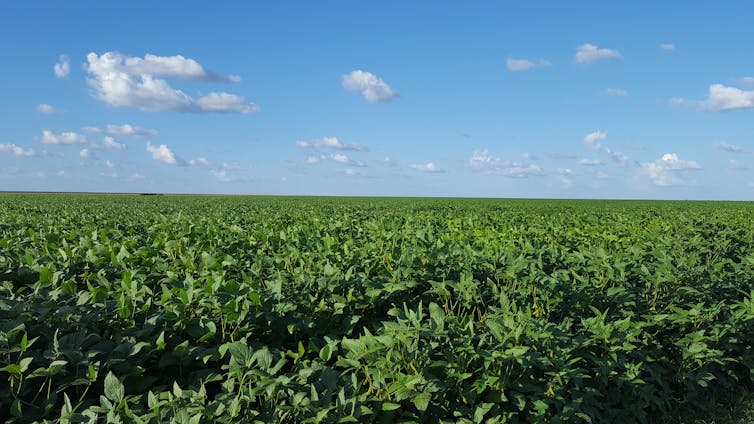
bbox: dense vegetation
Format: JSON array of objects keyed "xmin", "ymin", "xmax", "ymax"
[{"xmin": 1, "ymin": 195, "xmax": 753, "ymax": 423}]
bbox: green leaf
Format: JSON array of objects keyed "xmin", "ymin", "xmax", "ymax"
[
  {"xmin": 412, "ymin": 392, "xmax": 431, "ymax": 412},
  {"xmin": 104, "ymin": 371, "xmax": 125, "ymax": 403},
  {"xmin": 381, "ymin": 402, "xmax": 401, "ymax": 411}
]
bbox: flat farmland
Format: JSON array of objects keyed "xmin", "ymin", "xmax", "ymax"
[{"xmin": 1, "ymin": 195, "xmax": 754, "ymax": 423}]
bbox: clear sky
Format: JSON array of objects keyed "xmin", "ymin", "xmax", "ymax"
[{"xmin": 1, "ymin": 1, "xmax": 752, "ymax": 199}]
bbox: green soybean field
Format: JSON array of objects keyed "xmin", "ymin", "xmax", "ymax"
[{"xmin": 2, "ymin": 194, "xmax": 754, "ymax": 423}]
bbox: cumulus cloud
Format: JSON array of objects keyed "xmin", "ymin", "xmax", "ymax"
[
  {"xmin": 84, "ymin": 124, "xmax": 158, "ymax": 137},
  {"xmin": 85, "ymin": 51, "xmax": 258, "ymax": 114},
  {"xmin": 409, "ymin": 162, "xmax": 444, "ymax": 173},
  {"xmin": 342, "ymin": 70, "xmax": 398, "ymax": 103},
  {"xmin": 0, "ymin": 143, "xmax": 36, "ymax": 157},
  {"xmin": 557, "ymin": 168, "xmax": 576, "ymax": 176},
  {"xmin": 605, "ymin": 88, "xmax": 628, "ymax": 97},
  {"xmin": 37, "ymin": 103, "xmax": 59, "ymax": 114},
  {"xmin": 583, "ymin": 131, "xmax": 628, "ymax": 163},
  {"xmin": 54, "ymin": 55, "xmax": 70, "ymax": 78},
  {"xmin": 469, "ymin": 150, "xmax": 543, "ymax": 178},
  {"xmin": 672, "ymin": 84, "xmax": 754, "ymax": 112},
  {"xmin": 641, "ymin": 153, "xmax": 702, "ymax": 186},
  {"xmin": 714, "ymin": 141, "xmax": 747, "ymax": 153},
  {"xmin": 295, "ymin": 137, "xmax": 366, "ymax": 151},
  {"xmin": 305, "ymin": 155, "xmax": 323, "ymax": 164},
  {"xmin": 575, "ymin": 43, "xmax": 622, "ymax": 64},
  {"xmin": 105, "ymin": 160, "xmax": 116, "ymax": 168},
  {"xmin": 102, "ymin": 136, "xmax": 126, "ymax": 150},
  {"xmin": 41, "ymin": 130, "xmax": 87, "ymax": 145},
  {"xmin": 79, "ymin": 148, "xmax": 92, "ymax": 159},
  {"xmin": 146, "ymin": 141, "xmax": 177, "ymax": 164},
  {"xmin": 506, "ymin": 58, "xmax": 551, "ymax": 72},
  {"xmin": 579, "ymin": 158, "xmax": 603, "ymax": 166},
  {"xmin": 331, "ymin": 153, "xmax": 366, "ymax": 167}
]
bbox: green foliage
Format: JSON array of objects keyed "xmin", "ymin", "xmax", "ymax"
[{"xmin": 1, "ymin": 195, "xmax": 753, "ymax": 423}]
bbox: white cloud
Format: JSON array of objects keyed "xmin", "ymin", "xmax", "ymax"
[
  {"xmin": 105, "ymin": 160, "xmax": 116, "ymax": 168},
  {"xmin": 673, "ymin": 84, "xmax": 754, "ymax": 112},
  {"xmin": 584, "ymin": 131, "xmax": 607, "ymax": 145},
  {"xmin": 37, "ymin": 103, "xmax": 59, "ymax": 114},
  {"xmin": 583, "ymin": 131, "xmax": 628, "ymax": 163},
  {"xmin": 85, "ymin": 52, "xmax": 258, "ymax": 114},
  {"xmin": 575, "ymin": 43, "xmax": 622, "ymax": 64},
  {"xmin": 469, "ymin": 150, "xmax": 543, "ymax": 177},
  {"xmin": 714, "ymin": 141, "xmax": 747, "ymax": 153},
  {"xmin": 660, "ymin": 43, "xmax": 675, "ymax": 51},
  {"xmin": 641, "ymin": 153, "xmax": 702, "ymax": 186},
  {"xmin": 743, "ymin": 77, "xmax": 754, "ymax": 87},
  {"xmin": 579, "ymin": 158, "xmax": 603, "ymax": 166},
  {"xmin": 146, "ymin": 141, "xmax": 177, "ymax": 164},
  {"xmin": 84, "ymin": 124, "xmax": 158, "ymax": 137},
  {"xmin": 506, "ymin": 58, "xmax": 551, "ymax": 72},
  {"xmin": 331, "ymin": 153, "xmax": 366, "ymax": 167},
  {"xmin": 343, "ymin": 168, "xmax": 369, "ymax": 177},
  {"xmin": 728, "ymin": 159, "xmax": 748, "ymax": 171},
  {"xmin": 377, "ymin": 156, "xmax": 396, "ymax": 167},
  {"xmin": 557, "ymin": 168, "xmax": 576, "ymax": 176},
  {"xmin": 41, "ymin": 130, "xmax": 87, "ymax": 145},
  {"xmin": 0, "ymin": 143, "xmax": 36, "ymax": 157},
  {"xmin": 605, "ymin": 88, "xmax": 628, "ymax": 97},
  {"xmin": 409, "ymin": 162, "xmax": 444, "ymax": 173},
  {"xmin": 342, "ymin": 70, "xmax": 398, "ymax": 103},
  {"xmin": 295, "ymin": 137, "xmax": 366, "ymax": 151},
  {"xmin": 305, "ymin": 155, "xmax": 322, "ymax": 164},
  {"xmin": 188, "ymin": 157, "xmax": 210, "ymax": 167},
  {"xmin": 210, "ymin": 170, "xmax": 234, "ymax": 182},
  {"xmin": 54, "ymin": 55, "xmax": 70, "ymax": 78},
  {"xmin": 331, "ymin": 153, "xmax": 349, "ymax": 164},
  {"xmin": 102, "ymin": 136, "xmax": 126, "ymax": 150},
  {"xmin": 79, "ymin": 148, "xmax": 91, "ymax": 159}
]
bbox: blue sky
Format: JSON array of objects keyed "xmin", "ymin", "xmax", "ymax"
[{"xmin": 1, "ymin": 1, "xmax": 752, "ymax": 199}]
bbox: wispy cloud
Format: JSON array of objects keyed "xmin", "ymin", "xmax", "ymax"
[
  {"xmin": 660, "ymin": 43, "xmax": 675, "ymax": 52},
  {"xmin": 37, "ymin": 103, "xmax": 60, "ymax": 114},
  {"xmin": 728, "ymin": 159, "xmax": 748, "ymax": 171},
  {"xmin": 409, "ymin": 162, "xmax": 444, "ymax": 173},
  {"xmin": 605, "ymin": 88, "xmax": 628, "ymax": 97},
  {"xmin": 714, "ymin": 141, "xmax": 747, "ymax": 153},
  {"xmin": 506, "ymin": 58, "xmax": 551, "ymax": 72},
  {"xmin": 295, "ymin": 137, "xmax": 366, "ymax": 151},
  {"xmin": 579, "ymin": 158, "xmax": 603, "ymax": 166},
  {"xmin": 188, "ymin": 157, "xmax": 210, "ymax": 167},
  {"xmin": 342, "ymin": 70, "xmax": 398, "ymax": 103},
  {"xmin": 469, "ymin": 150, "xmax": 543, "ymax": 177},
  {"xmin": 583, "ymin": 131, "xmax": 628, "ymax": 163},
  {"xmin": 54, "ymin": 55, "xmax": 70, "ymax": 78},
  {"xmin": 85, "ymin": 52, "xmax": 258, "ymax": 114},
  {"xmin": 575, "ymin": 43, "xmax": 622, "ymax": 64},
  {"xmin": 83, "ymin": 124, "xmax": 158, "ymax": 137}
]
